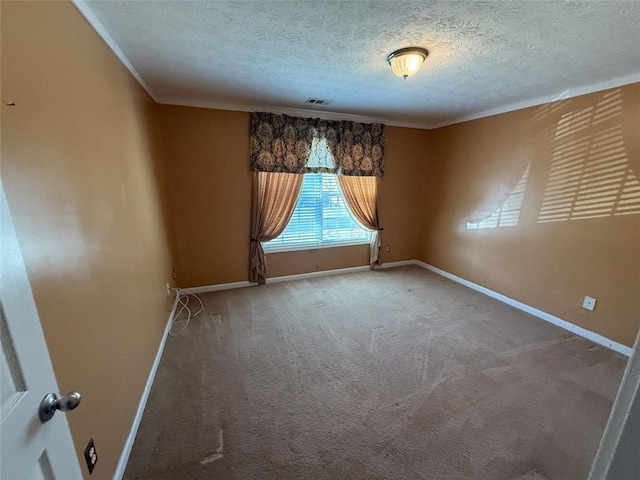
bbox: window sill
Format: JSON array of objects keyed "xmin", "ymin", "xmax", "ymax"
[{"xmin": 264, "ymin": 240, "xmax": 370, "ymax": 254}]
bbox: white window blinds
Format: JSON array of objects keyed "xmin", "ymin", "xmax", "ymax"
[{"xmin": 263, "ymin": 174, "xmax": 371, "ymax": 250}]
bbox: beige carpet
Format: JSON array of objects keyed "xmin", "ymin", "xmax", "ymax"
[{"xmin": 124, "ymin": 266, "xmax": 627, "ymax": 480}]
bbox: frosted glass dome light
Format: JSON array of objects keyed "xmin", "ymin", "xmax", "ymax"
[{"xmin": 387, "ymin": 47, "xmax": 429, "ymax": 79}]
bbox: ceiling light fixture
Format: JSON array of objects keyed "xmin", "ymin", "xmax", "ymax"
[{"xmin": 387, "ymin": 47, "xmax": 429, "ymax": 79}]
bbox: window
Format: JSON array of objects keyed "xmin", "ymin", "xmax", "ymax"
[{"xmin": 263, "ymin": 173, "xmax": 371, "ymax": 251}]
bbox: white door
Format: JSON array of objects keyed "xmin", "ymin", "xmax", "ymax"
[{"xmin": 0, "ymin": 183, "xmax": 82, "ymax": 479}]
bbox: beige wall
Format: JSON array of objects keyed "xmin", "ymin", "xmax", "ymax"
[
  {"xmin": 1, "ymin": 2, "xmax": 174, "ymax": 479},
  {"xmin": 419, "ymin": 84, "xmax": 640, "ymax": 347},
  {"xmin": 3, "ymin": 5, "xmax": 638, "ymax": 480},
  {"xmin": 158, "ymin": 105, "xmax": 429, "ymax": 286},
  {"xmin": 156, "ymin": 106, "xmax": 252, "ymax": 287}
]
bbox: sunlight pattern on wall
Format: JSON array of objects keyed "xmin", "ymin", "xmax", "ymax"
[
  {"xmin": 538, "ymin": 89, "xmax": 640, "ymax": 223},
  {"xmin": 467, "ymin": 165, "xmax": 530, "ymax": 229}
]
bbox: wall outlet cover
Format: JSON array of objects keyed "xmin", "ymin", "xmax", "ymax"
[
  {"xmin": 84, "ymin": 438, "xmax": 97, "ymax": 475},
  {"xmin": 582, "ymin": 296, "xmax": 597, "ymax": 311}
]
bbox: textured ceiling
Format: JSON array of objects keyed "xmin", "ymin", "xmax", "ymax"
[{"xmin": 80, "ymin": 0, "xmax": 640, "ymax": 128}]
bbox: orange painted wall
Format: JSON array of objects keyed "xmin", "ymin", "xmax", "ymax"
[
  {"xmin": 419, "ymin": 84, "xmax": 640, "ymax": 347},
  {"xmin": 156, "ymin": 106, "xmax": 252, "ymax": 287},
  {"xmin": 3, "ymin": 7, "xmax": 638, "ymax": 480},
  {"xmin": 157, "ymin": 105, "xmax": 429, "ymax": 286},
  {"xmin": 1, "ymin": 2, "xmax": 174, "ymax": 478}
]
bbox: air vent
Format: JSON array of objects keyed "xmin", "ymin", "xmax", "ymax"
[{"xmin": 305, "ymin": 98, "xmax": 333, "ymax": 105}]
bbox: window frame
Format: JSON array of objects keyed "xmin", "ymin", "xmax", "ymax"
[
  {"xmin": 263, "ymin": 239, "xmax": 371, "ymax": 254},
  {"xmin": 262, "ymin": 173, "xmax": 372, "ymax": 253}
]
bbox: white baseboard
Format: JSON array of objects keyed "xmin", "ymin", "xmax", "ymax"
[
  {"xmin": 176, "ymin": 260, "xmax": 631, "ymax": 357},
  {"xmin": 266, "ymin": 265, "xmax": 370, "ymax": 284},
  {"xmin": 377, "ymin": 260, "xmax": 416, "ymax": 269},
  {"xmin": 414, "ymin": 260, "xmax": 633, "ymax": 357},
  {"xmin": 180, "ymin": 280, "xmax": 254, "ymax": 295},
  {"xmin": 113, "ymin": 294, "xmax": 180, "ymax": 480},
  {"xmin": 179, "ymin": 264, "xmax": 383, "ymax": 294},
  {"xmin": 115, "ymin": 259, "xmax": 632, "ymax": 478}
]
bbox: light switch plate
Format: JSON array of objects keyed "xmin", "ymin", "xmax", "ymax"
[{"xmin": 582, "ymin": 296, "xmax": 597, "ymax": 311}]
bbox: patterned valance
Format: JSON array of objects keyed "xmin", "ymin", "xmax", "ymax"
[{"xmin": 250, "ymin": 112, "xmax": 385, "ymax": 176}]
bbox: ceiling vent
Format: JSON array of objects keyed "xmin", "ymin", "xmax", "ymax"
[{"xmin": 305, "ymin": 98, "xmax": 333, "ymax": 105}]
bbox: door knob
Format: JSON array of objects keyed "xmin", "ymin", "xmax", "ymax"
[{"xmin": 39, "ymin": 392, "xmax": 82, "ymax": 422}]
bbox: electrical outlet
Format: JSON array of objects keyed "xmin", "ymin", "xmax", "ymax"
[
  {"xmin": 582, "ymin": 296, "xmax": 597, "ymax": 311},
  {"xmin": 385, "ymin": 245, "xmax": 390, "ymax": 253},
  {"xmin": 172, "ymin": 270, "xmax": 177, "ymax": 280},
  {"xmin": 84, "ymin": 438, "xmax": 97, "ymax": 475}
]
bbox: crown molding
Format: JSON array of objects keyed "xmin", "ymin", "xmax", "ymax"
[
  {"xmin": 70, "ymin": 0, "xmax": 639, "ymax": 131},
  {"xmin": 71, "ymin": 0, "xmax": 435, "ymax": 129},
  {"xmin": 71, "ymin": 0, "xmax": 158, "ymax": 102},
  {"xmin": 154, "ymin": 71, "xmax": 639, "ymax": 129},
  {"xmin": 154, "ymin": 96, "xmax": 439, "ymax": 129},
  {"xmin": 430, "ymin": 72, "xmax": 640, "ymax": 129}
]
